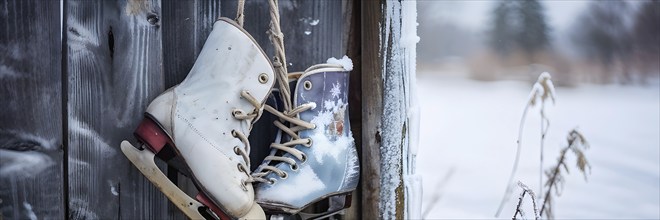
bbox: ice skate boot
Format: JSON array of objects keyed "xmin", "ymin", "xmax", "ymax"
[
  {"xmin": 251, "ymin": 62, "xmax": 359, "ymax": 218},
  {"xmin": 120, "ymin": 17, "xmax": 274, "ymax": 219}
]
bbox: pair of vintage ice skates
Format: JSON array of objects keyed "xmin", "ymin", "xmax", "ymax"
[{"xmin": 120, "ymin": 17, "xmax": 358, "ymax": 219}]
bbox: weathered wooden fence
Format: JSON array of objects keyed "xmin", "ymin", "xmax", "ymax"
[{"xmin": 1, "ymin": 0, "xmax": 416, "ymax": 219}]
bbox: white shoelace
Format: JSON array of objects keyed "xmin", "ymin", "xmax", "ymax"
[
  {"xmin": 231, "ymin": 90, "xmax": 263, "ymax": 190},
  {"xmin": 251, "ymin": 102, "xmax": 316, "ymax": 184}
]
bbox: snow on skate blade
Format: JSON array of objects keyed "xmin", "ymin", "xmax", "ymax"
[{"xmin": 121, "ymin": 141, "xmax": 206, "ymax": 219}]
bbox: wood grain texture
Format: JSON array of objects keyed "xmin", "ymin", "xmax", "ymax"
[
  {"xmin": 66, "ymin": 0, "xmax": 169, "ymax": 219},
  {"xmin": 361, "ymin": 0, "xmax": 384, "ymax": 219},
  {"xmin": 222, "ymin": 0, "xmax": 343, "ymax": 72},
  {"xmin": 0, "ymin": 0, "xmax": 63, "ymax": 219},
  {"xmin": 161, "ymin": 0, "xmax": 220, "ymax": 88}
]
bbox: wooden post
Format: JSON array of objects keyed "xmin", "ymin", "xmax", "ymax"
[{"xmin": 362, "ymin": 0, "xmax": 418, "ymax": 219}]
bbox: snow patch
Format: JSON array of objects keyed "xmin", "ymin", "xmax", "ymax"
[
  {"xmin": 309, "ymin": 98, "xmax": 353, "ymax": 164},
  {"xmin": 311, "ymin": 106, "xmax": 333, "ymax": 127},
  {"xmin": 260, "ymin": 166, "xmax": 325, "ymax": 202},
  {"xmin": 309, "ymin": 129, "xmax": 352, "ymax": 164},
  {"xmin": 528, "ymin": 72, "xmax": 556, "ymax": 106},
  {"xmin": 326, "ymin": 55, "xmax": 353, "ymax": 71}
]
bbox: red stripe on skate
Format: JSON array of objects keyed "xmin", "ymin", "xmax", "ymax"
[{"xmin": 134, "ymin": 117, "xmax": 171, "ymax": 153}]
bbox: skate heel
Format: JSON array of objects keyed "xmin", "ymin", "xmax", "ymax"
[
  {"xmin": 297, "ymin": 193, "xmax": 353, "ymax": 220},
  {"xmin": 134, "ymin": 117, "xmax": 176, "ymax": 162},
  {"xmin": 196, "ymin": 193, "xmax": 231, "ymax": 220}
]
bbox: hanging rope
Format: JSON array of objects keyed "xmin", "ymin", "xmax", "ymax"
[
  {"xmin": 235, "ymin": 0, "xmax": 290, "ymax": 111},
  {"xmin": 235, "ymin": 0, "xmax": 245, "ymax": 27},
  {"xmin": 267, "ymin": 0, "xmax": 292, "ymax": 112}
]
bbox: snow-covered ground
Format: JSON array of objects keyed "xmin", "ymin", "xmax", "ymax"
[{"xmin": 417, "ymin": 73, "xmax": 660, "ymax": 219}]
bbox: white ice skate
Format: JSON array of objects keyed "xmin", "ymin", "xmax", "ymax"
[
  {"xmin": 251, "ymin": 63, "xmax": 359, "ymax": 219},
  {"xmin": 121, "ymin": 17, "xmax": 274, "ymax": 219}
]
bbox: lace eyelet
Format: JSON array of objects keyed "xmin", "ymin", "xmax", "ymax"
[
  {"xmin": 303, "ymin": 138, "xmax": 313, "ymax": 147},
  {"xmin": 237, "ymin": 163, "xmax": 244, "ymax": 172},
  {"xmin": 233, "ymin": 146, "xmax": 240, "ymax": 155},
  {"xmin": 258, "ymin": 73, "xmax": 269, "ymax": 84},
  {"xmin": 269, "ymin": 178, "xmax": 277, "ymax": 185},
  {"xmin": 240, "ymin": 180, "xmax": 248, "ymax": 191},
  {"xmin": 300, "ymin": 154, "xmax": 307, "ymax": 163},
  {"xmin": 231, "ymin": 109, "xmax": 241, "ymax": 118},
  {"xmin": 279, "ymin": 172, "xmax": 288, "ymax": 179},
  {"xmin": 231, "ymin": 130, "xmax": 238, "ymax": 137},
  {"xmin": 303, "ymin": 80, "xmax": 312, "ymax": 90},
  {"xmin": 290, "ymin": 163, "xmax": 298, "ymax": 171}
]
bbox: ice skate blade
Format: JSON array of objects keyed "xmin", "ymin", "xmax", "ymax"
[
  {"xmin": 121, "ymin": 140, "xmax": 207, "ymax": 220},
  {"xmin": 263, "ymin": 193, "xmax": 352, "ymax": 220},
  {"xmin": 296, "ymin": 208, "xmax": 345, "ymax": 220}
]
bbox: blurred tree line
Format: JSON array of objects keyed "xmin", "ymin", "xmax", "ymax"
[
  {"xmin": 488, "ymin": 0, "xmax": 658, "ymax": 84},
  {"xmin": 570, "ymin": 0, "xmax": 659, "ymax": 83},
  {"xmin": 489, "ymin": 0, "xmax": 550, "ymax": 62},
  {"xmin": 417, "ymin": 0, "xmax": 658, "ymax": 85}
]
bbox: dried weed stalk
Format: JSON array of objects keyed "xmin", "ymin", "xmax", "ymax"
[
  {"xmin": 496, "ymin": 72, "xmax": 556, "ymax": 217},
  {"xmin": 512, "ymin": 181, "xmax": 540, "ymax": 220},
  {"xmin": 540, "ymin": 129, "xmax": 591, "ymax": 219}
]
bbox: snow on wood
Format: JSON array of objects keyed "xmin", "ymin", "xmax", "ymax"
[{"xmin": 377, "ymin": 0, "xmax": 420, "ymax": 219}]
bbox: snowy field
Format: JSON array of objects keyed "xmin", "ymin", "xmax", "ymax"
[{"xmin": 417, "ymin": 73, "xmax": 660, "ymax": 219}]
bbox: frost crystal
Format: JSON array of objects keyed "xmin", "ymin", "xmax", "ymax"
[{"xmin": 330, "ymin": 83, "xmax": 341, "ymax": 99}]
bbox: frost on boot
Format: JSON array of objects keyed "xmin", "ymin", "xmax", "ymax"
[
  {"xmin": 252, "ymin": 63, "xmax": 359, "ymax": 215},
  {"xmin": 121, "ymin": 18, "xmax": 273, "ymax": 219}
]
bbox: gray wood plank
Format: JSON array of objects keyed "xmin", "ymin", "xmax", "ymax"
[
  {"xmin": 223, "ymin": 0, "xmax": 344, "ymax": 72},
  {"xmin": 65, "ymin": 0, "xmax": 169, "ymax": 219},
  {"xmin": 162, "ymin": 0, "xmax": 220, "ymax": 88},
  {"xmin": 0, "ymin": 0, "xmax": 64, "ymax": 219}
]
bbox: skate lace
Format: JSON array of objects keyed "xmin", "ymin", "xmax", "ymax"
[
  {"xmin": 250, "ymin": 102, "xmax": 316, "ymax": 183},
  {"xmin": 232, "ymin": 90, "xmax": 264, "ymax": 190}
]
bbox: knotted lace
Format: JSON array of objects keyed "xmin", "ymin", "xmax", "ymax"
[
  {"xmin": 232, "ymin": 90, "xmax": 264, "ymax": 190},
  {"xmin": 251, "ymin": 101, "xmax": 316, "ymax": 183}
]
